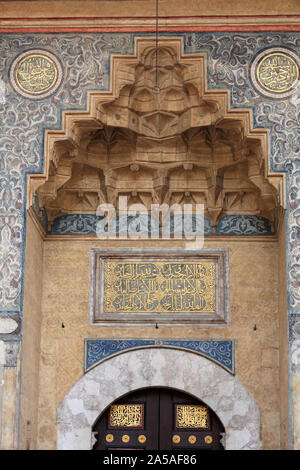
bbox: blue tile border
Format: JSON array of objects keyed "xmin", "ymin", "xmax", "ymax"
[
  {"xmin": 216, "ymin": 215, "xmax": 273, "ymax": 235},
  {"xmin": 48, "ymin": 213, "xmax": 273, "ymax": 235},
  {"xmin": 85, "ymin": 339, "xmax": 235, "ymax": 374}
]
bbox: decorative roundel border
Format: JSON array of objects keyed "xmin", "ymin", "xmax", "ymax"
[
  {"xmin": 250, "ymin": 46, "xmax": 300, "ymax": 99},
  {"xmin": 9, "ymin": 49, "xmax": 63, "ymax": 100}
]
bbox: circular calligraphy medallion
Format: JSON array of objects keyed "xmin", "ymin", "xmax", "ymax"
[
  {"xmin": 105, "ymin": 433, "xmax": 114, "ymax": 443},
  {"xmin": 122, "ymin": 434, "xmax": 130, "ymax": 443},
  {"xmin": 9, "ymin": 49, "xmax": 63, "ymax": 99},
  {"xmin": 250, "ymin": 47, "xmax": 300, "ymax": 99},
  {"xmin": 172, "ymin": 434, "xmax": 181, "ymax": 444}
]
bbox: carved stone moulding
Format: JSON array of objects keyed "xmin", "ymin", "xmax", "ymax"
[
  {"xmin": 26, "ymin": 38, "xmax": 284, "ymax": 236},
  {"xmin": 90, "ymin": 248, "xmax": 230, "ymax": 326}
]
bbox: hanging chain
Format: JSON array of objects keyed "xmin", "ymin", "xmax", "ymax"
[{"xmin": 154, "ymin": 0, "xmax": 160, "ymax": 93}]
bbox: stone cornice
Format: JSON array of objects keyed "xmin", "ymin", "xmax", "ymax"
[{"xmin": 1, "ymin": 15, "xmax": 300, "ymax": 32}]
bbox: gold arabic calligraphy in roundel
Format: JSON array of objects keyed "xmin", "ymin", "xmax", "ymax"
[
  {"xmin": 257, "ymin": 53, "xmax": 299, "ymax": 93},
  {"xmin": 10, "ymin": 49, "xmax": 63, "ymax": 99},
  {"xmin": 251, "ymin": 47, "xmax": 300, "ymax": 99}
]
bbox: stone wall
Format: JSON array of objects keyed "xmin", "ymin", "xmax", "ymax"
[
  {"xmin": 0, "ymin": 366, "xmax": 19, "ymax": 449},
  {"xmin": 37, "ymin": 235, "xmax": 281, "ymax": 449},
  {"xmin": 19, "ymin": 212, "xmax": 44, "ymax": 450},
  {"xmin": 278, "ymin": 216, "xmax": 289, "ymax": 449}
]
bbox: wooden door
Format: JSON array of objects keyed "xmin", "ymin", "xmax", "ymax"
[{"xmin": 92, "ymin": 388, "xmax": 224, "ymax": 450}]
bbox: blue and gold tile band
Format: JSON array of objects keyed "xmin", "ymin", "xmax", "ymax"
[{"xmin": 85, "ymin": 339, "xmax": 235, "ymax": 374}]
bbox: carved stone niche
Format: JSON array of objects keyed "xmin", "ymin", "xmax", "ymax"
[
  {"xmin": 28, "ymin": 38, "xmax": 283, "ymax": 233},
  {"xmin": 90, "ymin": 248, "xmax": 230, "ymax": 326}
]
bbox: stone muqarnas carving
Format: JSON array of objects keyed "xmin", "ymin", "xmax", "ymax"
[{"xmin": 31, "ymin": 40, "xmax": 279, "ymax": 233}]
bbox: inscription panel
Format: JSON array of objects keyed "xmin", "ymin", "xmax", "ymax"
[
  {"xmin": 104, "ymin": 261, "xmax": 215, "ymax": 314},
  {"xmin": 90, "ymin": 249, "xmax": 229, "ymax": 325},
  {"xmin": 175, "ymin": 405, "xmax": 209, "ymax": 429},
  {"xmin": 109, "ymin": 404, "xmax": 144, "ymax": 429}
]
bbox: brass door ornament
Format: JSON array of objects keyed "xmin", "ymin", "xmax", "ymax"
[
  {"xmin": 172, "ymin": 435, "xmax": 181, "ymax": 444},
  {"xmin": 204, "ymin": 435, "xmax": 213, "ymax": 444}
]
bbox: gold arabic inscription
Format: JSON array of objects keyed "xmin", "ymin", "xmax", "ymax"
[
  {"xmin": 257, "ymin": 52, "xmax": 299, "ymax": 93},
  {"xmin": 109, "ymin": 404, "xmax": 144, "ymax": 428},
  {"xmin": 104, "ymin": 261, "xmax": 216, "ymax": 314},
  {"xmin": 175, "ymin": 405, "xmax": 209, "ymax": 429},
  {"xmin": 15, "ymin": 54, "xmax": 58, "ymax": 95}
]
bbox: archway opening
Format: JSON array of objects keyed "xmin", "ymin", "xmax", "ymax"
[{"xmin": 92, "ymin": 387, "xmax": 225, "ymax": 450}]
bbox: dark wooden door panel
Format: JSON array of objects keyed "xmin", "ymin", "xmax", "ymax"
[
  {"xmin": 92, "ymin": 387, "xmax": 224, "ymax": 450},
  {"xmin": 159, "ymin": 388, "xmax": 172, "ymax": 450},
  {"xmin": 93, "ymin": 389, "xmax": 159, "ymax": 450}
]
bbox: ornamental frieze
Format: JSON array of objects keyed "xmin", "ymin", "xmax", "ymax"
[{"xmin": 84, "ymin": 338, "xmax": 235, "ymax": 373}]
